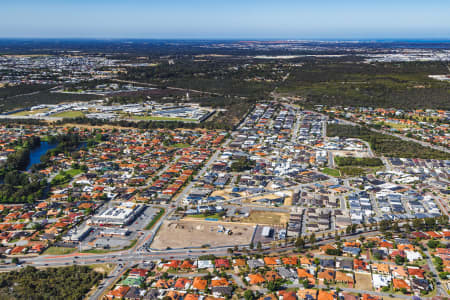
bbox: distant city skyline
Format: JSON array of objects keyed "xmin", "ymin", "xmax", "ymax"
[{"xmin": 1, "ymin": 0, "xmax": 449, "ymax": 39}]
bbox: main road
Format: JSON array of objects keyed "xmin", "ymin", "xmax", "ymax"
[
  {"xmin": 0, "ymin": 224, "xmax": 437, "ymax": 299},
  {"xmin": 12, "ymin": 228, "xmax": 384, "ymax": 270}
]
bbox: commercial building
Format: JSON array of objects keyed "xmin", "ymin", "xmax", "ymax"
[
  {"xmin": 91, "ymin": 202, "xmax": 145, "ymax": 226},
  {"xmin": 63, "ymin": 226, "xmax": 92, "ymax": 242}
]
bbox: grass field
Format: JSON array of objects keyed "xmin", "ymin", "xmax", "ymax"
[
  {"xmin": 172, "ymin": 143, "xmax": 191, "ymax": 148},
  {"xmin": 42, "ymin": 247, "xmax": 76, "ymax": 255},
  {"xmin": 11, "ymin": 110, "xmax": 33, "ymax": 116},
  {"xmin": 132, "ymin": 115, "xmax": 196, "ymax": 122},
  {"xmin": 188, "ymin": 213, "xmax": 222, "ymax": 220},
  {"xmin": 321, "ymin": 167, "xmax": 340, "ymax": 177},
  {"xmin": 65, "ymin": 168, "xmax": 83, "ymax": 177},
  {"xmin": 51, "ymin": 168, "xmax": 83, "ymax": 186},
  {"xmin": 52, "ymin": 111, "xmax": 85, "ymax": 118}
]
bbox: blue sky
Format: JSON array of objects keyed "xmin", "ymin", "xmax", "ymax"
[{"xmin": 1, "ymin": 0, "xmax": 449, "ymax": 39}]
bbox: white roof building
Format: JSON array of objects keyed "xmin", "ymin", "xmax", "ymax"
[
  {"xmin": 405, "ymin": 250, "xmax": 422, "ymax": 262},
  {"xmin": 196, "ymin": 260, "xmax": 214, "ymax": 269},
  {"xmin": 372, "ymin": 273, "xmax": 391, "ymax": 289}
]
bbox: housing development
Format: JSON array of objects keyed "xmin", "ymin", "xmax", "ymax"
[{"xmin": 0, "ymin": 39, "xmax": 448, "ymax": 300}]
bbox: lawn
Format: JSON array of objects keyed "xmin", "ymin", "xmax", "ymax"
[
  {"xmin": 132, "ymin": 115, "xmax": 196, "ymax": 122},
  {"xmin": 43, "ymin": 247, "xmax": 77, "ymax": 255},
  {"xmin": 10, "ymin": 110, "xmax": 32, "ymax": 116},
  {"xmin": 66, "ymin": 168, "xmax": 83, "ymax": 177},
  {"xmin": 172, "ymin": 143, "xmax": 191, "ymax": 148},
  {"xmin": 52, "ymin": 111, "xmax": 85, "ymax": 118},
  {"xmin": 51, "ymin": 168, "xmax": 83, "ymax": 186},
  {"xmin": 189, "ymin": 213, "xmax": 222, "ymax": 219},
  {"xmin": 11, "ymin": 108, "xmax": 49, "ymax": 116},
  {"xmin": 321, "ymin": 167, "xmax": 340, "ymax": 177}
]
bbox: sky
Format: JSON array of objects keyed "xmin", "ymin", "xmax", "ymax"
[{"xmin": 1, "ymin": 0, "xmax": 449, "ymax": 39}]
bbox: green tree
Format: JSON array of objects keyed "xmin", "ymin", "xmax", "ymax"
[
  {"xmin": 309, "ymin": 233, "xmax": 316, "ymax": 245},
  {"xmin": 295, "ymin": 237, "xmax": 305, "ymax": 249},
  {"xmin": 266, "ymin": 279, "xmax": 283, "ymax": 292},
  {"xmin": 244, "ymin": 290, "xmax": 255, "ymax": 300},
  {"xmin": 437, "ymin": 215, "xmax": 449, "ymax": 226},
  {"xmin": 413, "ymin": 218, "xmax": 424, "ymax": 230},
  {"xmin": 395, "ymin": 255, "xmax": 405, "ymax": 265}
]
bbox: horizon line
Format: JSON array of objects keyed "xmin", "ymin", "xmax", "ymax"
[{"xmin": 0, "ymin": 37, "xmax": 450, "ymax": 43}]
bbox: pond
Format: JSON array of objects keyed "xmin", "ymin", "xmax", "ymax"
[{"xmin": 26, "ymin": 141, "xmax": 58, "ymax": 171}]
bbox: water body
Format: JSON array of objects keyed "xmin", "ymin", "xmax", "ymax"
[{"xmin": 26, "ymin": 141, "xmax": 58, "ymax": 171}]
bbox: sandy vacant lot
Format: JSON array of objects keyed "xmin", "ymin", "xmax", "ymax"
[
  {"xmin": 355, "ymin": 273, "xmax": 373, "ymax": 291},
  {"xmin": 151, "ymin": 220, "xmax": 255, "ymax": 250},
  {"xmin": 244, "ymin": 210, "xmax": 290, "ymax": 225},
  {"xmin": 332, "ymin": 150, "xmax": 370, "ymax": 158}
]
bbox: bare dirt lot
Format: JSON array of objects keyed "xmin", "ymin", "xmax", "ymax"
[
  {"xmin": 244, "ymin": 210, "xmax": 290, "ymax": 225},
  {"xmin": 332, "ymin": 150, "xmax": 370, "ymax": 158},
  {"xmin": 151, "ymin": 220, "xmax": 255, "ymax": 250},
  {"xmin": 354, "ymin": 273, "xmax": 373, "ymax": 291}
]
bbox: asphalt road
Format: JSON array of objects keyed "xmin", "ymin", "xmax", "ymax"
[
  {"xmin": 424, "ymin": 248, "xmax": 446, "ymax": 297},
  {"xmin": 9, "ymin": 229, "xmax": 383, "ymax": 270},
  {"xmin": 1, "ymin": 227, "xmax": 437, "ymax": 299},
  {"xmin": 89, "ymin": 262, "xmax": 129, "ymax": 300}
]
